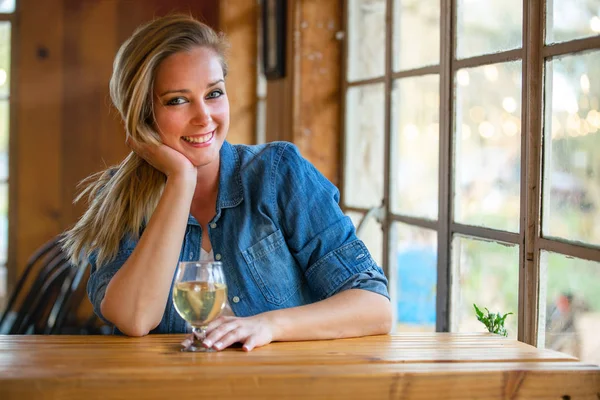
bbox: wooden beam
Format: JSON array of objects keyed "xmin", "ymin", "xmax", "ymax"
[
  {"xmin": 291, "ymin": 0, "xmax": 342, "ymax": 185},
  {"xmin": 265, "ymin": 0, "xmax": 343, "ymax": 185}
]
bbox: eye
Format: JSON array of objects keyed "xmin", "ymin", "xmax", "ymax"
[
  {"xmin": 207, "ymin": 89, "xmax": 224, "ymax": 99},
  {"xmin": 166, "ymin": 97, "xmax": 187, "ymax": 106}
]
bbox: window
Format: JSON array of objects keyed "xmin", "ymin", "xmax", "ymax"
[
  {"xmin": 0, "ymin": 0, "xmax": 14, "ymax": 311},
  {"xmin": 342, "ymin": 0, "xmax": 600, "ymax": 363}
]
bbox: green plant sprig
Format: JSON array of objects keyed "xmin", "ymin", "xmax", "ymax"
[{"xmin": 473, "ymin": 304, "xmax": 513, "ymax": 337}]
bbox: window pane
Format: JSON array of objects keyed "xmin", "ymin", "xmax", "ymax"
[
  {"xmin": 344, "ymin": 84, "xmax": 385, "ymax": 208},
  {"xmin": 0, "ymin": 183, "xmax": 6, "ymax": 265},
  {"xmin": 0, "ymin": 22, "xmax": 11, "ymax": 97},
  {"xmin": 347, "ymin": 0, "xmax": 386, "ymax": 81},
  {"xmin": 0, "ymin": 0, "xmax": 14, "ymax": 13},
  {"xmin": 540, "ymin": 251, "xmax": 600, "ymax": 365},
  {"xmin": 256, "ymin": 99, "xmax": 266, "ymax": 144},
  {"xmin": 0, "ymin": 264, "xmax": 5, "ymax": 311},
  {"xmin": 546, "ymin": 0, "xmax": 600, "ymax": 44},
  {"xmin": 393, "ymin": 0, "xmax": 439, "ymax": 71},
  {"xmin": 454, "ymin": 62, "xmax": 522, "ymax": 232},
  {"xmin": 543, "ymin": 51, "xmax": 600, "ymax": 247},
  {"xmin": 0, "ymin": 184, "xmax": 4, "ymax": 313},
  {"xmin": 451, "ymin": 236, "xmax": 519, "ymax": 339},
  {"xmin": 456, "ymin": 0, "xmax": 522, "ymax": 59},
  {"xmin": 391, "ymin": 222, "xmax": 436, "ymax": 332},
  {"xmin": 346, "ymin": 211, "xmax": 383, "ymax": 267},
  {"xmin": 391, "ymin": 75, "xmax": 439, "ymax": 219},
  {"xmin": 0, "ymin": 100, "xmax": 8, "ymax": 181}
]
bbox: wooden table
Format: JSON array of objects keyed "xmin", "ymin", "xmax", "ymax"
[{"xmin": 0, "ymin": 333, "xmax": 598, "ymax": 399}]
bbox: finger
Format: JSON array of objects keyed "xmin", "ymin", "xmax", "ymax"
[
  {"xmin": 242, "ymin": 336, "xmax": 256, "ymax": 352},
  {"xmin": 125, "ymin": 136, "xmax": 144, "ymax": 155},
  {"xmin": 205, "ymin": 316, "xmax": 236, "ymax": 333},
  {"xmin": 181, "ymin": 333, "xmax": 194, "ymax": 349},
  {"xmin": 203, "ymin": 321, "xmax": 239, "ymax": 348},
  {"xmin": 205, "ymin": 316, "xmax": 226, "ymax": 332},
  {"xmin": 192, "ymin": 330, "xmax": 204, "ymax": 340},
  {"xmin": 212, "ymin": 327, "xmax": 248, "ymax": 351},
  {"xmin": 126, "ymin": 138, "xmax": 155, "ymax": 167}
]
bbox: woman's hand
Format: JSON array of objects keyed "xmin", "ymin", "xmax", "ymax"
[
  {"xmin": 202, "ymin": 314, "xmax": 276, "ymax": 352},
  {"xmin": 126, "ymin": 136, "xmax": 196, "ymax": 180}
]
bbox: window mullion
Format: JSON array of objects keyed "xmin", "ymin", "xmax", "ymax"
[
  {"xmin": 437, "ymin": 0, "xmax": 454, "ymax": 332},
  {"xmin": 339, "ymin": 2, "xmax": 349, "ymax": 209},
  {"xmin": 521, "ymin": 0, "xmax": 544, "ymax": 346},
  {"xmin": 382, "ymin": 0, "xmax": 393, "ymax": 280}
]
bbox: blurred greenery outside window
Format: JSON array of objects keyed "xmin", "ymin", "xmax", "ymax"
[{"xmin": 342, "ymin": 0, "xmax": 600, "ymax": 364}]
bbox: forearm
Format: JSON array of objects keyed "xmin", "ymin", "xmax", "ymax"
[
  {"xmin": 266, "ymin": 289, "xmax": 393, "ymax": 342},
  {"xmin": 101, "ymin": 175, "xmax": 195, "ymax": 336}
]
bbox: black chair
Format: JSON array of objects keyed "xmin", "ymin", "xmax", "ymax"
[{"xmin": 0, "ymin": 235, "xmax": 90, "ymax": 334}]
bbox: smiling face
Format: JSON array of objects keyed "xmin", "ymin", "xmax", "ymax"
[{"xmin": 152, "ymin": 46, "xmax": 229, "ymax": 169}]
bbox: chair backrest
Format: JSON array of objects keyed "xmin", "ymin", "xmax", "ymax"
[
  {"xmin": 44, "ymin": 261, "xmax": 90, "ymax": 334},
  {"xmin": 0, "ymin": 236, "xmax": 62, "ymax": 330},
  {"xmin": 14, "ymin": 260, "xmax": 72, "ymax": 334},
  {"xmin": 0, "ymin": 235, "xmax": 89, "ymax": 334}
]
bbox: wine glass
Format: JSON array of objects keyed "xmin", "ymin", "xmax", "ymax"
[{"xmin": 173, "ymin": 261, "xmax": 227, "ymax": 352}]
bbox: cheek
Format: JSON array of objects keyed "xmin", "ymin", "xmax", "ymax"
[
  {"xmin": 154, "ymin": 110, "xmax": 185, "ymax": 136},
  {"xmin": 213, "ymin": 101, "xmax": 230, "ymax": 124}
]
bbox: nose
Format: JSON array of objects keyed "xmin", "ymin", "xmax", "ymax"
[{"xmin": 190, "ymin": 100, "xmax": 212, "ymax": 126}]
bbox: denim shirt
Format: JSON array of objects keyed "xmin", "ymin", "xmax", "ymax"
[{"xmin": 87, "ymin": 141, "xmax": 389, "ymax": 334}]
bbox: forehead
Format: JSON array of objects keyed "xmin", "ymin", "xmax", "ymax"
[{"xmin": 154, "ymin": 47, "xmax": 223, "ymax": 90}]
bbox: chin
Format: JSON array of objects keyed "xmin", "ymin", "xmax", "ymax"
[{"xmin": 190, "ymin": 153, "xmax": 219, "ymax": 168}]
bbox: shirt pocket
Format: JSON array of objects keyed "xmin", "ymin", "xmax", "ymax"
[{"xmin": 241, "ymin": 229, "xmax": 303, "ymax": 306}]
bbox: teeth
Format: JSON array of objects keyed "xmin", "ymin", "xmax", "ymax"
[{"xmin": 182, "ymin": 132, "xmax": 213, "ymax": 144}]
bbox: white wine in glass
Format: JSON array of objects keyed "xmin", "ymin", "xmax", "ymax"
[{"xmin": 173, "ymin": 261, "xmax": 227, "ymax": 352}]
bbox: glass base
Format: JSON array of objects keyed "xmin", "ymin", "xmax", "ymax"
[{"xmin": 181, "ymin": 344, "xmax": 216, "ymax": 352}]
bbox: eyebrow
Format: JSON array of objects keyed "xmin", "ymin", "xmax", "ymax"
[{"xmin": 158, "ymin": 79, "xmax": 225, "ymax": 97}]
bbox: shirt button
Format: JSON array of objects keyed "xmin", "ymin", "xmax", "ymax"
[
  {"xmin": 210, "ymin": 222, "xmax": 217, "ymax": 229},
  {"xmin": 232, "ymin": 296, "xmax": 240, "ymax": 303},
  {"xmin": 215, "ymin": 253, "xmax": 222, "ymax": 261}
]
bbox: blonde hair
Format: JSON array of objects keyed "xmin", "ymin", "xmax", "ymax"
[{"xmin": 62, "ymin": 14, "xmax": 228, "ymax": 268}]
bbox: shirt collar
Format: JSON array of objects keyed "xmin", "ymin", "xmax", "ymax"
[{"xmin": 187, "ymin": 141, "xmax": 243, "ymax": 226}]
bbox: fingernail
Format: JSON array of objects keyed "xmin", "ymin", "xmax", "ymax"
[
  {"xmin": 214, "ymin": 342, "xmax": 222, "ymax": 350},
  {"xmin": 203, "ymin": 340, "xmax": 212, "ymax": 348}
]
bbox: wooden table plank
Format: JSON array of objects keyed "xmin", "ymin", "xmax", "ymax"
[
  {"xmin": 0, "ymin": 333, "xmax": 578, "ymax": 368},
  {"xmin": 0, "ymin": 333, "xmax": 598, "ymax": 399}
]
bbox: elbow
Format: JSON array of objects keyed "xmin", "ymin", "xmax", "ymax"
[
  {"xmin": 373, "ymin": 296, "xmax": 393, "ymax": 335},
  {"xmin": 119, "ymin": 322, "xmax": 151, "ymax": 338},
  {"xmin": 100, "ymin": 298, "xmax": 154, "ymax": 337},
  {"xmin": 115, "ymin": 312, "xmax": 152, "ymax": 337}
]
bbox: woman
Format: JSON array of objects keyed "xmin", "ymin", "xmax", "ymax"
[{"xmin": 63, "ymin": 14, "xmax": 391, "ymax": 352}]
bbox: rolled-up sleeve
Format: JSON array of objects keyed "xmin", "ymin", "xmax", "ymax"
[
  {"xmin": 86, "ymin": 248, "xmax": 134, "ymax": 324},
  {"xmin": 304, "ymin": 239, "xmax": 389, "ymax": 299},
  {"xmin": 334, "ymin": 266, "xmax": 390, "ymax": 299},
  {"xmin": 274, "ymin": 143, "xmax": 390, "ymax": 300}
]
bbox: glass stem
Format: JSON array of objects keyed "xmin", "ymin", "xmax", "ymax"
[{"xmin": 192, "ymin": 326, "xmax": 207, "ymax": 347}]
